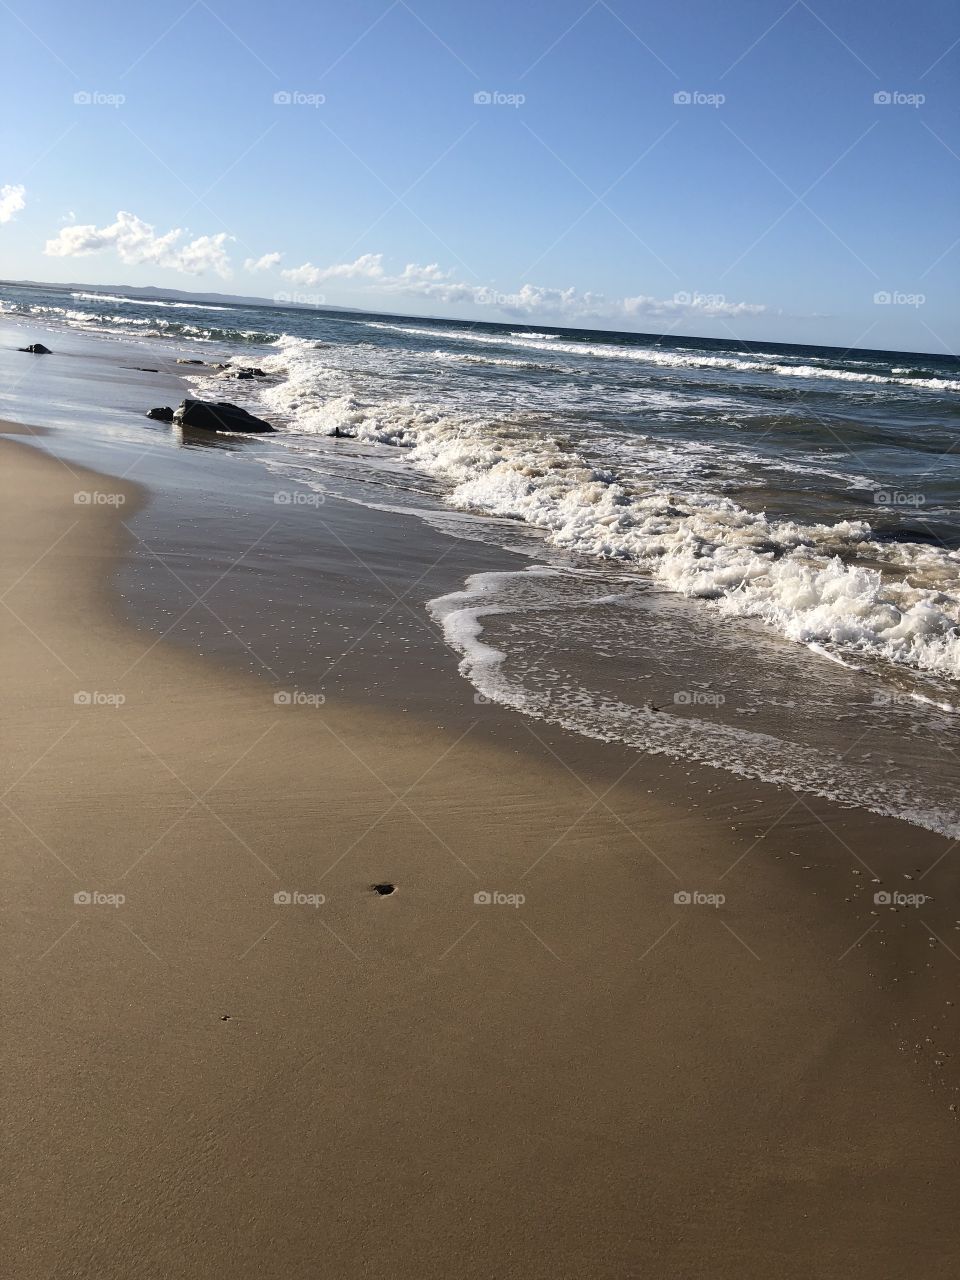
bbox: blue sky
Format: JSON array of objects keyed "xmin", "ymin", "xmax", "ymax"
[{"xmin": 1, "ymin": 0, "xmax": 957, "ymax": 350}]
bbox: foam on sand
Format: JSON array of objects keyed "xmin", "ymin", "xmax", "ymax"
[{"xmin": 428, "ymin": 567, "xmax": 960, "ymax": 837}]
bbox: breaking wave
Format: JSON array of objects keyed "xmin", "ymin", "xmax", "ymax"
[{"xmin": 259, "ymin": 336, "xmax": 960, "ymax": 680}]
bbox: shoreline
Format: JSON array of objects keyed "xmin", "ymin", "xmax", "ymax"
[
  {"xmin": 3, "ymin": 424, "xmax": 959, "ymax": 1277},
  {"xmin": 3, "ymin": 314, "xmax": 958, "ymax": 844}
]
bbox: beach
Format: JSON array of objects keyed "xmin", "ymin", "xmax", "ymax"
[
  {"xmin": 3, "ymin": 0, "xmax": 956, "ymax": 1267},
  {"xmin": 2, "ymin": 337, "xmax": 959, "ymax": 1275}
]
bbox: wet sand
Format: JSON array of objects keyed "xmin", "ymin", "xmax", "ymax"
[{"xmin": 2, "ymin": 419, "xmax": 959, "ymax": 1279}]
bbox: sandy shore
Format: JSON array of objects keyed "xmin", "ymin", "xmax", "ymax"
[{"xmin": 2, "ymin": 423, "xmax": 959, "ymax": 1278}]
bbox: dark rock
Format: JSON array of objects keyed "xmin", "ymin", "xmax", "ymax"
[
  {"xmin": 176, "ymin": 358, "xmax": 205, "ymax": 365},
  {"xmin": 174, "ymin": 399, "xmax": 275, "ymax": 434},
  {"xmin": 146, "ymin": 406, "xmax": 175, "ymax": 422},
  {"xmin": 227, "ymin": 367, "xmax": 268, "ymax": 379},
  {"xmin": 332, "ymin": 426, "xmax": 356, "ymax": 439},
  {"xmin": 134, "ymin": 367, "xmax": 159, "ymax": 373},
  {"xmin": 19, "ymin": 343, "xmax": 51, "ymax": 354}
]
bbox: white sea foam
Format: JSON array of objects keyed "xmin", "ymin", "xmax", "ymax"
[
  {"xmin": 430, "ymin": 349, "xmax": 556, "ymax": 371},
  {"xmin": 2, "ymin": 297, "xmax": 275, "ymax": 343},
  {"xmin": 428, "ymin": 569, "xmax": 960, "ymax": 837},
  {"xmin": 363, "ymin": 321, "xmax": 960, "ymax": 392},
  {"xmin": 71, "ymin": 292, "xmax": 230, "ymax": 311},
  {"xmin": 806, "ymin": 642, "xmax": 863, "ymax": 669},
  {"xmin": 260, "ymin": 335, "xmax": 960, "ymax": 681}
]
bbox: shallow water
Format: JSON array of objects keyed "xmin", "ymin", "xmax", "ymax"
[{"xmin": 2, "ymin": 283, "xmax": 958, "ymax": 833}]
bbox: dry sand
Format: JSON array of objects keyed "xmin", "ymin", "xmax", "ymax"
[{"xmin": 2, "ymin": 425, "xmax": 958, "ymax": 1278}]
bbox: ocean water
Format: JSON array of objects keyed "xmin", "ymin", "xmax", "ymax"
[{"xmin": 3, "ymin": 281, "xmax": 959, "ymax": 833}]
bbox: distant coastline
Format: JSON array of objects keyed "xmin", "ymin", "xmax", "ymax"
[{"xmin": 2, "ymin": 277, "xmax": 954, "ymax": 359}]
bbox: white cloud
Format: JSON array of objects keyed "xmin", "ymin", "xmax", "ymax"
[
  {"xmin": 0, "ymin": 184, "xmax": 26, "ymax": 224},
  {"xmin": 172, "ymin": 233, "xmax": 233, "ymax": 277},
  {"xmin": 44, "ymin": 210, "xmax": 233, "ymax": 277},
  {"xmin": 279, "ymin": 252, "xmax": 765, "ymax": 325},
  {"xmin": 621, "ymin": 292, "xmax": 766, "ymax": 320},
  {"xmin": 280, "ymin": 252, "xmax": 384, "ymax": 286},
  {"xmin": 244, "ymin": 251, "xmax": 283, "ymax": 272}
]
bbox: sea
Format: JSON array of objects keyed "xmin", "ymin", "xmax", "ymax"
[{"xmin": 2, "ymin": 281, "xmax": 958, "ymax": 835}]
